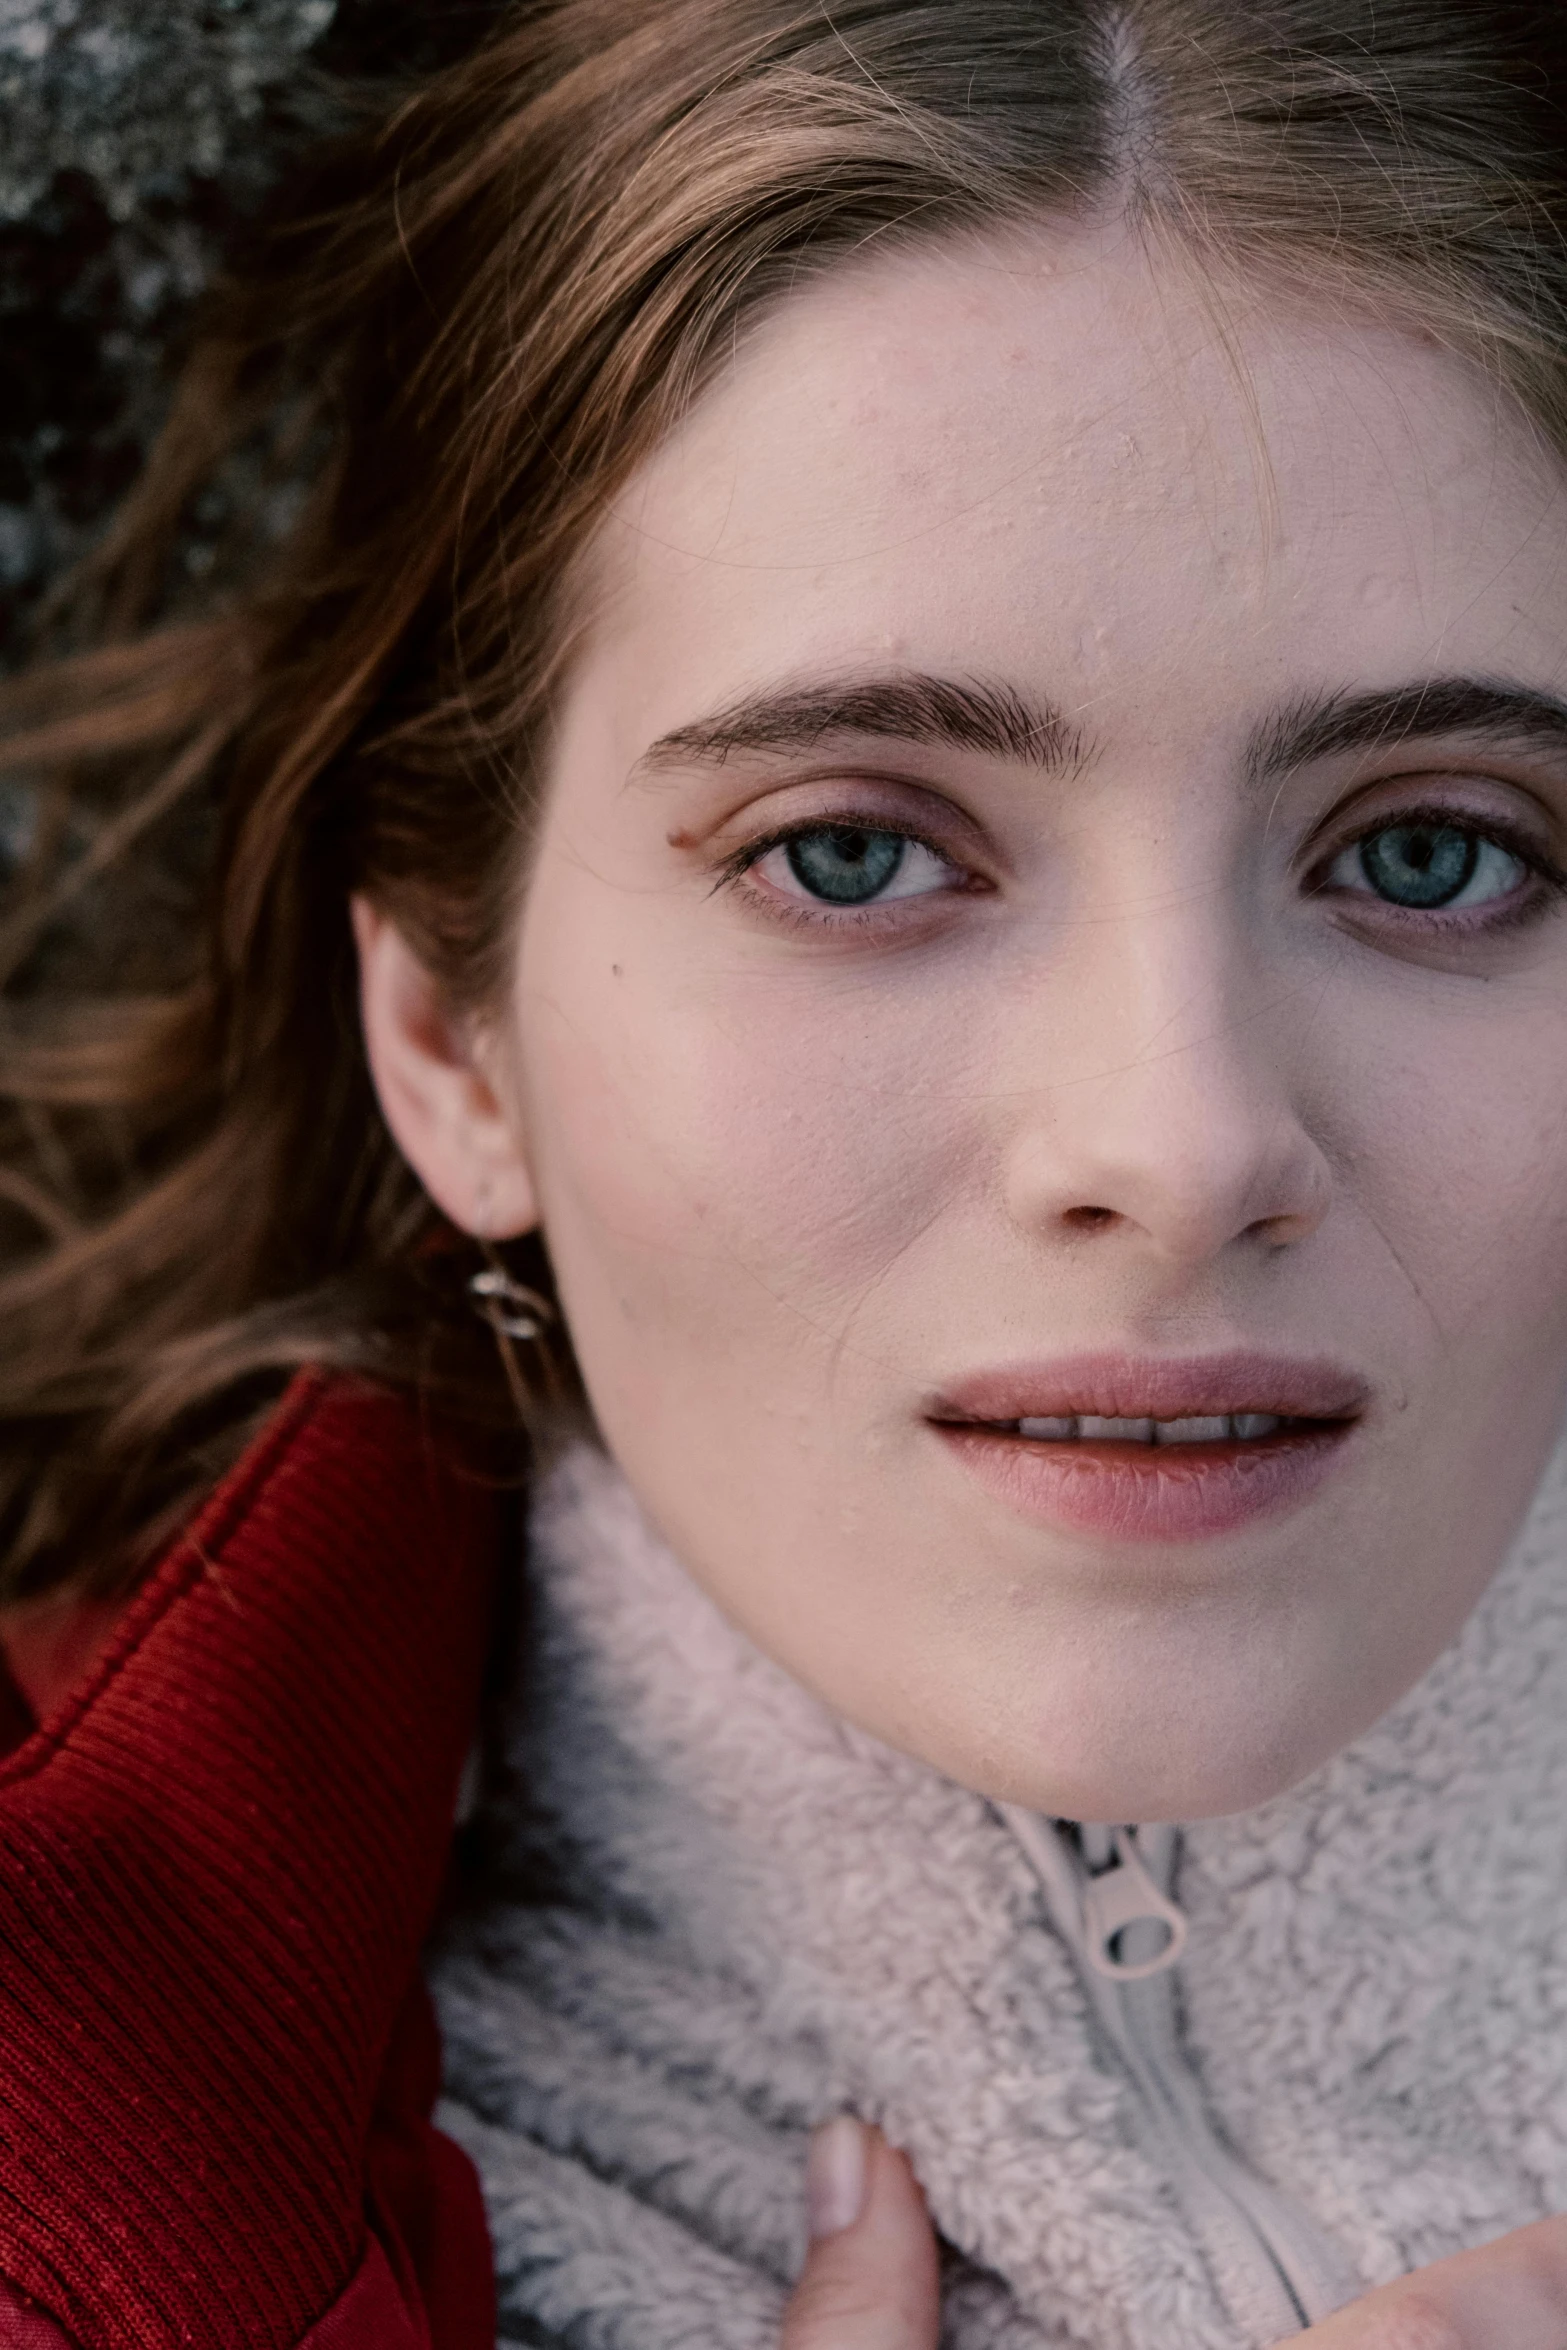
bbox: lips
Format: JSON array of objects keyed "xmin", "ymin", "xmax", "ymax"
[
  {"xmin": 928, "ymin": 1352, "xmax": 1366, "ymax": 1542},
  {"xmin": 929, "ymin": 1351, "xmax": 1369, "ymax": 1430},
  {"xmin": 1016, "ymin": 1411, "xmax": 1294, "ymax": 1444}
]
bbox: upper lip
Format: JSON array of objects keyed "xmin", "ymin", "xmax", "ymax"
[{"xmin": 927, "ymin": 1351, "xmax": 1371, "ymax": 1427}]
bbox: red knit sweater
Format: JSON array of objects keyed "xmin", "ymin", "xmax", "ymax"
[{"xmin": 0, "ymin": 1372, "xmax": 500, "ymax": 2349}]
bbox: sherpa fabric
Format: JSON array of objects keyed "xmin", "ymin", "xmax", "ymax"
[{"xmin": 433, "ymin": 1435, "xmax": 1567, "ymax": 2350}]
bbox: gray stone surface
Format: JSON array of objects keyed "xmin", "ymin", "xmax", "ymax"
[
  {"xmin": 0, "ymin": 0, "xmax": 336, "ymax": 223},
  {"xmin": 0, "ymin": 0, "xmax": 504, "ymax": 653}
]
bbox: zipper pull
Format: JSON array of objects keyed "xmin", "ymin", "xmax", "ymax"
[
  {"xmin": 996, "ymin": 1806, "xmax": 1190, "ymax": 1981},
  {"xmin": 1078, "ymin": 1826, "xmax": 1188, "ymax": 1981}
]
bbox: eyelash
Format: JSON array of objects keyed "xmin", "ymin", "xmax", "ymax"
[
  {"xmin": 1306, "ymin": 802, "xmax": 1567, "ymax": 929},
  {"xmin": 715, "ymin": 815, "xmax": 974, "ymax": 928},
  {"xmin": 714, "ymin": 801, "xmax": 1567, "ymax": 935}
]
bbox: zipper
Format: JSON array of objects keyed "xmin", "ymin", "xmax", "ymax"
[{"xmin": 998, "ymin": 1805, "xmax": 1361, "ymax": 2345}]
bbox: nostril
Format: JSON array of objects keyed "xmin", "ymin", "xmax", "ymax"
[{"xmin": 1063, "ymin": 1205, "xmax": 1118, "ymax": 1233}]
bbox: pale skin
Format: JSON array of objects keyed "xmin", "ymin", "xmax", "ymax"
[{"xmin": 356, "ymin": 217, "xmax": 1567, "ymax": 2343}]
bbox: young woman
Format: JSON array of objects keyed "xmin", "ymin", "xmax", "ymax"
[{"xmin": 5, "ymin": 3, "xmax": 1567, "ymax": 2346}]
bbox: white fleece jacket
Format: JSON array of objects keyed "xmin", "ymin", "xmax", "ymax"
[{"xmin": 432, "ymin": 1433, "xmax": 1567, "ymax": 2350}]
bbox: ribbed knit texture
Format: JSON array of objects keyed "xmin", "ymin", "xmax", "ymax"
[{"xmin": 0, "ymin": 1371, "xmax": 497, "ymax": 2350}]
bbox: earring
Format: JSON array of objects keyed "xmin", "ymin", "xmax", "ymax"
[
  {"xmin": 468, "ymin": 1237, "xmax": 561, "ymax": 1426},
  {"xmin": 468, "ymin": 1262, "xmax": 556, "ymax": 1341}
]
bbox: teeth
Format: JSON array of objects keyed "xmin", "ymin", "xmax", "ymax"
[{"xmin": 1013, "ymin": 1412, "xmax": 1286, "ymax": 1445}]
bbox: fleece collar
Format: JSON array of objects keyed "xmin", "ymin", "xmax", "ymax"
[{"xmin": 435, "ymin": 1434, "xmax": 1567, "ymax": 2350}]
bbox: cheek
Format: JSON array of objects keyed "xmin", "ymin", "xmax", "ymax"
[
  {"xmin": 512, "ymin": 915, "xmax": 980, "ymax": 1379},
  {"xmin": 1330, "ymin": 994, "xmax": 1567, "ymax": 1364}
]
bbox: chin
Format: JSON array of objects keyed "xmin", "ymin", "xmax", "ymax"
[
  {"xmin": 985, "ymin": 1751, "xmax": 1321, "ymax": 1826},
  {"xmin": 942, "ymin": 1692, "xmax": 1347, "ymax": 1826}
]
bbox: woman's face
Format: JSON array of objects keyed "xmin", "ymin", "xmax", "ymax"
[{"xmin": 375, "ymin": 219, "xmax": 1567, "ymax": 1819}]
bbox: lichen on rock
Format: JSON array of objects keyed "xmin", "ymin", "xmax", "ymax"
[
  {"xmin": 0, "ymin": 0, "xmax": 338, "ymax": 225},
  {"xmin": 0, "ymin": 0, "xmax": 501, "ymax": 656}
]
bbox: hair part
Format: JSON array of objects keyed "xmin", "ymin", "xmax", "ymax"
[{"xmin": 3, "ymin": 0, "xmax": 1567, "ymax": 1598}]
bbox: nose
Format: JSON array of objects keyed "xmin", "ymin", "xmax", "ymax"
[{"xmin": 1000, "ymin": 928, "xmax": 1332, "ymax": 1273}]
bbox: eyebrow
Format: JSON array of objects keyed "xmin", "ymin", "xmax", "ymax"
[
  {"xmin": 633, "ymin": 669, "xmax": 1088, "ymax": 779},
  {"xmin": 1246, "ymin": 678, "xmax": 1567, "ymax": 787}
]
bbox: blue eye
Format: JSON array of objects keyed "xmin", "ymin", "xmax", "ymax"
[
  {"xmin": 786, "ymin": 827, "xmax": 905, "ymax": 903},
  {"xmin": 757, "ymin": 824, "xmax": 958, "ymax": 908},
  {"xmin": 1329, "ymin": 821, "xmax": 1526, "ymax": 911}
]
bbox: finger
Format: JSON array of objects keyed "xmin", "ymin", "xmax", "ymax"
[
  {"xmin": 781, "ymin": 2117, "xmax": 941, "ymax": 2350},
  {"xmin": 1280, "ymin": 2214, "xmax": 1567, "ymax": 2349}
]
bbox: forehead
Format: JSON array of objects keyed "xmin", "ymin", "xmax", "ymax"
[{"xmin": 572, "ymin": 219, "xmax": 1567, "ymax": 758}]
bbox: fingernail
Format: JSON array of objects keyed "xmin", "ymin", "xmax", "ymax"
[{"xmin": 806, "ymin": 2114, "xmax": 868, "ymax": 2240}]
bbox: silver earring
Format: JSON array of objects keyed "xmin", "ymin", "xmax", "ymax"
[{"xmin": 469, "ymin": 1263, "xmax": 556, "ymax": 1341}]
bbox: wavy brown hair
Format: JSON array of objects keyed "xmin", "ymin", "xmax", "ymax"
[{"xmin": 4, "ymin": 0, "xmax": 1567, "ymax": 1601}]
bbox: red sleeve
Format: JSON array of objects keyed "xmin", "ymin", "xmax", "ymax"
[
  {"xmin": 0, "ymin": 2276, "xmax": 74, "ymax": 2347},
  {"xmin": 366, "ymin": 1976, "xmax": 500, "ymax": 2349},
  {"xmin": 0, "ymin": 1372, "xmax": 499, "ymax": 2350},
  {"xmin": 0, "ymin": 1590, "xmax": 129, "ymax": 1731}
]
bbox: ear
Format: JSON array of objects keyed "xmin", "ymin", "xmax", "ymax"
[{"xmin": 352, "ymin": 895, "xmax": 538, "ymax": 1238}]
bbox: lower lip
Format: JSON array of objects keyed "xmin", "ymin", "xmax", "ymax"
[{"xmin": 934, "ymin": 1423, "xmax": 1355, "ymax": 1541}]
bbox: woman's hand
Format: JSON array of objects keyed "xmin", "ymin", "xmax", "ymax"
[
  {"xmin": 781, "ymin": 2127, "xmax": 1567, "ymax": 2350},
  {"xmin": 1279, "ymin": 2215, "xmax": 1567, "ymax": 2348},
  {"xmin": 781, "ymin": 2120, "xmax": 939, "ymax": 2350}
]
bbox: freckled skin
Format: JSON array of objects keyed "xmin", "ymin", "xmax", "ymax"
[{"xmin": 431, "ymin": 220, "xmax": 1567, "ymax": 1820}]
